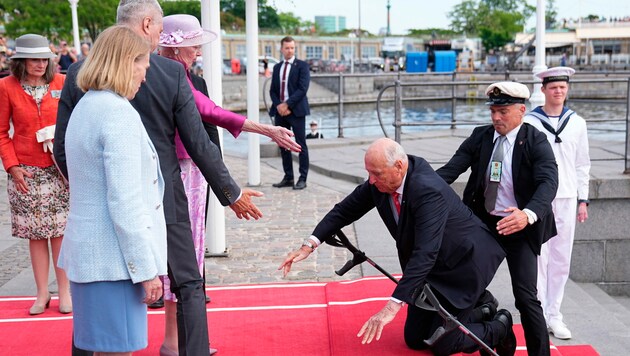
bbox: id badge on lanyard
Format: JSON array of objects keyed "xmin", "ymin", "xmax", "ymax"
[{"xmin": 489, "ymin": 161, "xmax": 502, "ymax": 182}]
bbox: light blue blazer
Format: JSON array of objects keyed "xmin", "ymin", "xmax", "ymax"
[{"xmin": 58, "ymin": 90, "xmax": 167, "ymax": 284}]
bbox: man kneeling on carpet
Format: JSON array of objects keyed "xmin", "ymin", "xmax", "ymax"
[{"xmin": 279, "ymin": 138, "xmax": 516, "ymax": 355}]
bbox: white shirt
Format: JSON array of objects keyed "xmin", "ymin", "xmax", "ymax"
[
  {"xmin": 279, "ymin": 57, "xmax": 295, "ymax": 102},
  {"xmin": 524, "ymin": 110, "xmax": 590, "ymax": 200},
  {"xmin": 489, "ymin": 126, "xmax": 518, "ymax": 216}
]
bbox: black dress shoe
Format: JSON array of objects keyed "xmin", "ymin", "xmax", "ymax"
[
  {"xmin": 272, "ymin": 178, "xmax": 294, "ymax": 188},
  {"xmin": 472, "ymin": 290, "xmax": 499, "ymax": 322},
  {"xmin": 293, "ymin": 180, "xmax": 307, "ymax": 190},
  {"xmin": 493, "ymin": 309, "xmax": 517, "ymax": 356},
  {"xmin": 205, "ymin": 294, "xmax": 211, "ymax": 304},
  {"xmin": 148, "ymin": 296, "xmax": 164, "ymax": 309}
]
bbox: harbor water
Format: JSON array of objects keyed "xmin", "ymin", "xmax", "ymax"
[{"xmin": 224, "ymin": 99, "xmax": 627, "ymax": 156}]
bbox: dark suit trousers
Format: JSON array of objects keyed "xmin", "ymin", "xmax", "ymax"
[
  {"xmin": 403, "ymin": 293, "xmax": 504, "ymax": 355},
  {"xmin": 274, "ymin": 114, "xmax": 309, "ymax": 181},
  {"xmin": 484, "ymin": 215, "xmax": 551, "ymax": 356},
  {"xmin": 167, "ymin": 222, "xmax": 210, "ymax": 356}
]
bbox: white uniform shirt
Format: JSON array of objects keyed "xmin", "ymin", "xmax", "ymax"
[{"xmin": 524, "ymin": 110, "xmax": 590, "ymax": 200}]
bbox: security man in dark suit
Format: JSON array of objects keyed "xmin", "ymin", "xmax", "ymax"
[
  {"xmin": 53, "ymin": 1, "xmax": 263, "ymax": 355},
  {"xmin": 437, "ymin": 82, "xmax": 558, "ymax": 356},
  {"xmin": 269, "ymin": 36, "xmax": 311, "ymax": 190},
  {"xmin": 280, "ymin": 138, "xmax": 517, "ymax": 355}
]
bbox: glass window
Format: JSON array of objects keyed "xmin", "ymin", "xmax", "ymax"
[
  {"xmin": 235, "ymin": 44, "xmax": 246, "ymax": 58},
  {"xmin": 341, "ymin": 46, "xmax": 354, "ymax": 60},
  {"xmin": 362, "ymin": 46, "xmax": 376, "ymax": 58},
  {"xmin": 305, "ymin": 46, "xmax": 323, "ymax": 59},
  {"xmin": 328, "ymin": 46, "xmax": 336, "ymax": 59},
  {"xmin": 264, "ymin": 45, "xmax": 272, "ymax": 57}
]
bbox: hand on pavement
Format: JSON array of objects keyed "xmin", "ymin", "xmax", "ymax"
[{"xmin": 278, "ymin": 246, "xmax": 313, "ymax": 277}]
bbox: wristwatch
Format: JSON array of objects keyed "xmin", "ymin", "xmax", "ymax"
[{"xmin": 301, "ymin": 239, "xmax": 316, "ymax": 250}]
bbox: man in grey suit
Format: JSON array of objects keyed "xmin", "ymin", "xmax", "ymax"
[{"xmin": 54, "ymin": 1, "xmax": 262, "ymax": 355}]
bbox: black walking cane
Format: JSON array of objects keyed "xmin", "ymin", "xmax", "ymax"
[{"xmin": 326, "ymin": 229, "xmax": 499, "ymax": 356}]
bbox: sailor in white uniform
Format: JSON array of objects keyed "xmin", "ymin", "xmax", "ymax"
[{"xmin": 524, "ymin": 66, "xmax": 591, "ymax": 340}]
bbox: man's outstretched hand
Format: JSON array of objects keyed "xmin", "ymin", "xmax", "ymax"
[{"xmin": 229, "ymin": 188, "xmax": 264, "ymax": 220}]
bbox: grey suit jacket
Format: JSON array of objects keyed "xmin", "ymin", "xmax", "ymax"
[{"xmin": 55, "ymin": 54, "xmax": 240, "ymax": 224}]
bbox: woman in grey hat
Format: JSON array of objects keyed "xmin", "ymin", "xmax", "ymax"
[{"xmin": 0, "ymin": 34, "xmax": 71, "ymax": 315}]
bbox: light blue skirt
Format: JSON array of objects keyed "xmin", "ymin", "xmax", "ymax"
[{"xmin": 70, "ymin": 280, "xmax": 148, "ymax": 352}]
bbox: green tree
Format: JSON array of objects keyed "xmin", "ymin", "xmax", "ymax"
[
  {"xmin": 219, "ymin": 0, "xmax": 280, "ymax": 31},
  {"xmin": 545, "ymin": 0, "xmax": 558, "ymax": 29},
  {"xmin": 1, "ymin": 0, "xmax": 117, "ymax": 43},
  {"xmin": 278, "ymin": 12, "xmax": 302, "ymax": 35},
  {"xmin": 447, "ymin": 0, "xmax": 533, "ymax": 50}
]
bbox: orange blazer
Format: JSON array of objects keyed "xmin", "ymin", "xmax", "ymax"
[{"xmin": 0, "ymin": 73, "xmax": 65, "ymax": 170}]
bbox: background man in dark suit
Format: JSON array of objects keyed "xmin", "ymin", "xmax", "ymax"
[
  {"xmin": 53, "ymin": 1, "xmax": 262, "ymax": 355},
  {"xmin": 437, "ymin": 82, "xmax": 558, "ymax": 356},
  {"xmin": 280, "ymin": 138, "xmax": 516, "ymax": 355},
  {"xmin": 269, "ymin": 36, "xmax": 310, "ymax": 190}
]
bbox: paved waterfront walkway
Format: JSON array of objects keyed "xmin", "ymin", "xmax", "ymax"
[{"xmin": 1, "ymin": 130, "xmax": 629, "ymax": 354}]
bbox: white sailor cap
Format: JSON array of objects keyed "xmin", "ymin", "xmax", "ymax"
[
  {"xmin": 309, "ymin": 120, "xmax": 318, "ymax": 126},
  {"xmin": 534, "ymin": 66, "xmax": 575, "ymax": 84},
  {"xmin": 485, "ymin": 82, "xmax": 530, "ymax": 106}
]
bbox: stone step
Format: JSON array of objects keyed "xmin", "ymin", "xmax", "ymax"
[{"xmin": 555, "ymin": 280, "xmax": 630, "ymax": 355}]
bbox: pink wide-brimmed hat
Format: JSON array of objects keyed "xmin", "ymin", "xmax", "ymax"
[{"xmin": 159, "ymin": 14, "xmax": 217, "ymax": 47}]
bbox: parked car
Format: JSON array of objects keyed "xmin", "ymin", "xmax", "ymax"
[
  {"xmin": 239, "ymin": 55, "xmax": 279, "ymax": 74},
  {"xmin": 306, "ymin": 58, "xmax": 323, "ymax": 73}
]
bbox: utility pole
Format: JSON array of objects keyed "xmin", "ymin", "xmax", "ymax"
[
  {"xmin": 358, "ymin": 0, "xmax": 362, "ymax": 63},
  {"xmin": 386, "ymin": 0, "xmax": 391, "ymax": 36}
]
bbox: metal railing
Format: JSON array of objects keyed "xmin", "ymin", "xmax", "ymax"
[
  {"xmin": 259, "ymin": 71, "xmax": 630, "ymax": 173},
  {"xmin": 374, "ymin": 77, "xmax": 630, "ymax": 173}
]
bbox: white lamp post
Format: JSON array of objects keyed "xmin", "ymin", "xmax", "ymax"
[
  {"xmin": 530, "ymin": 0, "xmax": 547, "ymax": 106},
  {"xmin": 68, "ymin": 0, "xmax": 81, "ymax": 55},
  {"xmin": 201, "ymin": 0, "xmax": 227, "ymax": 255},
  {"xmin": 349, "ymin": 32, "xmax": 356, "ymax": 74}
]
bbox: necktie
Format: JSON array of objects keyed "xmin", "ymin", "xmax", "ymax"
[
  {"xmin": 280, "ymin": 61, "xmax": 289, "ymax": 102},
  {"xmin": 485, "ymin": 136, "xmax": 506, "ymax": 213},
  {"xmin": 392, "ymin": 192, "xmax": 401, "ymax": 215}
]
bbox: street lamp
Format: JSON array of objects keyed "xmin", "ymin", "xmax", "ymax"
[
  {"xmin": 530, "ymin": 0, "xmax": 547, "ymax": 106},
  {"xmin": 348, "ymin": 32, "xmax": 356, "ymax": 74},
  {"xmin": 68, "ymin": 0, "xmax": 81, "ymax": 55}
]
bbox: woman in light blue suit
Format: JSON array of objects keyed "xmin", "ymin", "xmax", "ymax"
[{"xmin": 58, "ymin": 25, "xmax": 167, "ymax": 355}]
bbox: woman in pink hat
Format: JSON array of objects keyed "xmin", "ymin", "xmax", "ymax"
[
  {"xmin": 156, "ymin": 14, "xmax": 301, "ymax": 355},
  {"xmin": 0, "ymin": 34, "xmax": 71, "ymax": 315}
]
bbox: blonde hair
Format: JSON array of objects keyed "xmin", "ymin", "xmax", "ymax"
[{"xmin": 76, "ymin": 25, "xmax": 150, "ymax": 98}]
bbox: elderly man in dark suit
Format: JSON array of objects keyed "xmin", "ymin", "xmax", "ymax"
[
  {"xmin": 269, "ymin": 36, "xmax": 311, "ymax": 190},
  {"xmin": 437, "ymin": 82, "xmax": 558, "ymax": 356},
  {"xmin": 54, "ymin": 1, "xmax": 262, "ymax": 355},
  {"xmin": 280, "ymin": 138, "xmax": 516, "ymax": 355}
]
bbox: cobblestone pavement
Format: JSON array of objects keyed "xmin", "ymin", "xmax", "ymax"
[
  {"xmin": 0, "ymin": 154, "xmax": 364, "ymax": 295},
  {"xmin": 205, "ymin": 154, "xmax": 363, "ymax": 285}
]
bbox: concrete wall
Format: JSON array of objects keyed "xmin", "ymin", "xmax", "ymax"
[
  {"xmin": 448, "ymin": 176, "xmax": 630, "ymax": 297},
  {"xmin": 572, "ymin": 178, "xmax": 630, "ymax": 296}
]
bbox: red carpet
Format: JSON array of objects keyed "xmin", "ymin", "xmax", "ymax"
[{"xmin": 0, "ymin": 277, "xmax": 599, "ymax": 355}]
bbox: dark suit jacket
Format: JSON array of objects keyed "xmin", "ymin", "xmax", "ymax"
[
  {"xmin": 312, "ymin": 156, "xmax": 506, "ymax": 309},
  {"xmin": 54, "ymin": 54, "xmax": 240, "ymax": 224},
  {"xmin": 190, "ymin": 73, "xmax": 221, "ymax": 151},
  {"xmin": 269, "ymin": 58, "xmax": 310, "ymax": 118},
  {"xmin": 436, "ymin": 124, "xmax": 558, "ymax": 255}
]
